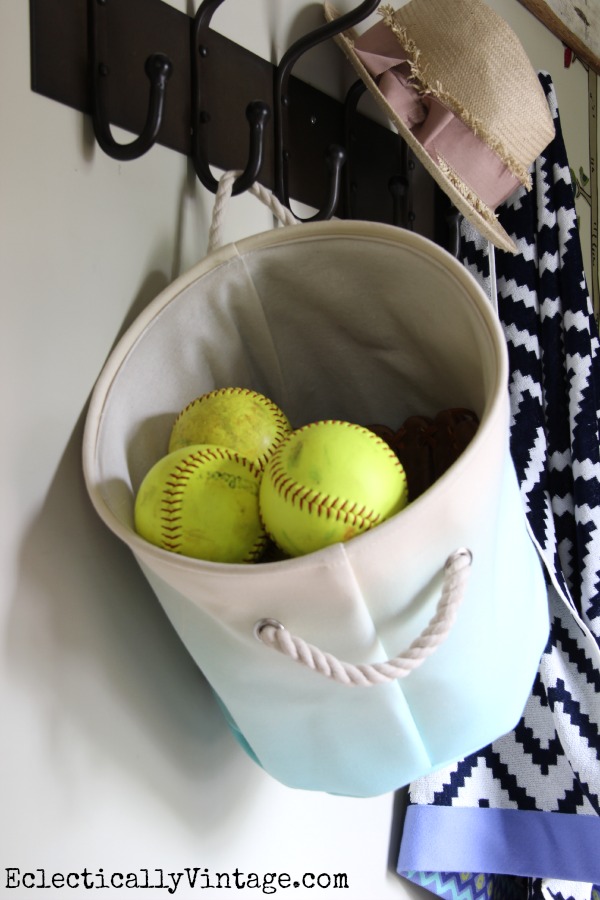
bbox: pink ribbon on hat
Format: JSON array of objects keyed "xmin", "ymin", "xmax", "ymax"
[{"xmin": 353, "ymin": 20, "xmax": 521, "ymax": 210}]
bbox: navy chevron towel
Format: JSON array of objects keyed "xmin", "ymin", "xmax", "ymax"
[{"xmin": 397, "ymin": 73, "xmax": 600, "ymax": 900}]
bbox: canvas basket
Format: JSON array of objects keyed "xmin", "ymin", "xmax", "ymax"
[{"xmin": 82, "ymin": 219, "xmax": 548, "ymax": 797}]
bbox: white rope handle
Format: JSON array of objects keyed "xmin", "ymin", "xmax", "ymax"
[
  {"xmin": 254, "ymin": 548, "xmax": 473, "ymax": 687},
  {"xmin": 208, "ymin": 170, "xmax": 299, "ymax": 253}
]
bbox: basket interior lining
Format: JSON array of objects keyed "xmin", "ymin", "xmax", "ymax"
[{"xmin": 94, "ymin": 235, "xmax": 499, "ymax": 525}]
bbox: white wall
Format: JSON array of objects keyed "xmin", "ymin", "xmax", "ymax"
[{"xmin": 1, "ymin": 1, "xmax": 595, "ymax": 898}]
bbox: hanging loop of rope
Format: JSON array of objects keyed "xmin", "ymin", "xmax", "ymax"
[{"xmin": 208, "ymin": 170, "xmax": 299, "ymax": 253}]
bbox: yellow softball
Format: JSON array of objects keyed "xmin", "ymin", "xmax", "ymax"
[
  {"xmin": 134, "ymin": 444, "xmax": 267, "ymax": 563},
  {"xmin": 168, "ymin": 387, "xmax": 292, "ymax": 469},
  {"xmin": 259, "ymin": 420, "xmax": 409, "ymax": 557}
]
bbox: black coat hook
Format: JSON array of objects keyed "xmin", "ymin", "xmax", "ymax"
[
  {"xmin": 389, "ymin": 173, "xmax": 411, "ymax": 227},
  {"xmin": 274, "ymin": 0, "xmax": 379, "ymax": 220},
  {"xmin": 89, "ymin": 0, "xmax": 173, "ymax": 161},
  {"xmin": 192, "ymin": 0, "xmax": 270, "ymax": 195},
  {"xmin": 389, "ymin": 134, "xmax": 415, "ymax": 229},
  {"xmin": 344, "ymin": 78, "xmax": 415, "ymax": 228},
  {"xmin": 446, "ymin": 206, "xmax": 461, "ymax": 258},
  {"xmin": 342, "ymin": 79, "xmax": 367, "ymax": 218},
  {"xmin": 313, "ymin": 145, "xmax": 347, "ymax": 221}
]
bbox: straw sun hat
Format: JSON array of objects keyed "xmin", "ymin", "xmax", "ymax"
[{"xmin": 324, "ymin": 0, "xmax": 555, "ymax": 252}]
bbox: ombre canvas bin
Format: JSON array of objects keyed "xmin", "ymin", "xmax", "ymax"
[{"xmin": 82, "ymin": 220, "xmax": 548, "ymax": 797}]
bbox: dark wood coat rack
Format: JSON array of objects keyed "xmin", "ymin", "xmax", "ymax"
[{"xmin": 29, "ymin": 0, "xmax": 450, "ymax": 243}]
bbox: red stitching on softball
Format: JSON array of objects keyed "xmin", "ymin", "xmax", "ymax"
[
  {"xmin": 159, "ymin": 450, "xmax": 208, "ymax": 551},
  {"xmin": 158, "ymin": 446, "xmax": 262, "ymax": 556},
  {"xmin": 171, "ymin": 388, "xmax": 290, "ymax": 468},
  {"xmin": 162, "ymin": 541, "xmax": 182, "ymax": 552},
  {"xmin": 244, "ymin": 533, "xmax": 269, "ymax": 563},
  {"xmin": 266, "ymin": 433, "xmax": 383, "ymax": 530},
  {"xmin": 160, "ymin": 523, "xmax": 182, "ymax": 534}
]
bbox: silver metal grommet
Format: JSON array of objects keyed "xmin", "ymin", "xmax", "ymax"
[
  {"xmin": 445, "ymin": 547, "xmax": 473, "ymax": 569},
  {"xmin": 253, "ymin": 618, "xmax": 284, "ymax": 641}
]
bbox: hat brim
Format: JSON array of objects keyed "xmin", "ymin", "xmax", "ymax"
[{"xmin": 324, "ymin": 3, "xmax": 519, "ymax": 254}]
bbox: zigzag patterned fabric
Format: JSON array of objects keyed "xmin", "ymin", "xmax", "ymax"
[{"xmin": 397, "ymin": 74, "xmax": 600, "ymax": 900}]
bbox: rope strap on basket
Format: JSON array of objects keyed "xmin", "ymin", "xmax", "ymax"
[
  {"xmin": 254, "ymin": 548, "xmax": 473, "ymax": 687},
  {"xmin": 208, "ymin": 170, "xmax": 299, "ymax": 253}
]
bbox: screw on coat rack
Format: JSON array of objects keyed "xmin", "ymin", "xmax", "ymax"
[{"xmin": 89, "ymin": 0, "xmax": 173, "ymax": 161}]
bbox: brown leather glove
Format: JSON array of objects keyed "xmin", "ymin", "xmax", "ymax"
[{"xmin": 369, "ymin": 408, "xmax": 479, "ymax": 501}]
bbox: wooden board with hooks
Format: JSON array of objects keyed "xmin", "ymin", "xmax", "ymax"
[{"xmin": 29, "ymin": 0, "xmax": 445, "ymax": 240}]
